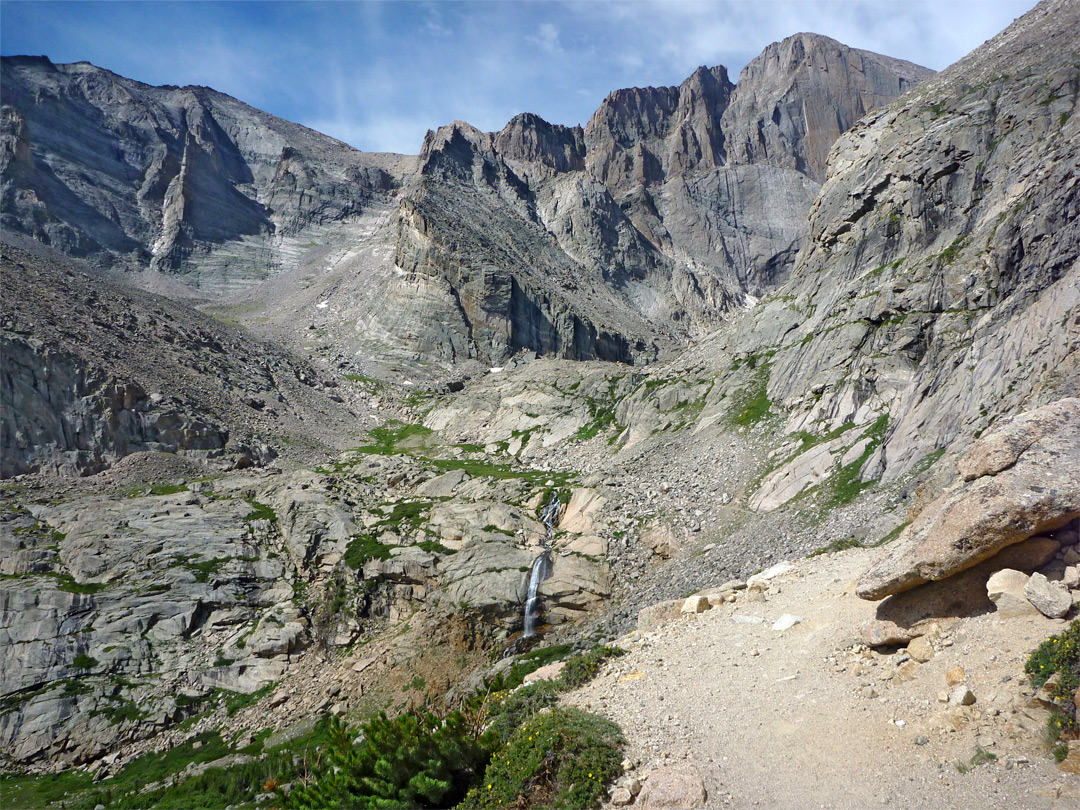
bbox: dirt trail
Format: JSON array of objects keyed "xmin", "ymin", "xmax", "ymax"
[{"xmin": 566, "ymin": 547, "xmax": 1080, "ymax": 809}]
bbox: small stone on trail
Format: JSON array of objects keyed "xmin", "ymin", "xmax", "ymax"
[
  {"xmin": 681, "ymin": 595, "xmax": 710, "ymax": 614},
  {"xmin": 950, "ymin": 686, "xmax": 976, "ymax": 706},
  {"xmin": 915, "ymin": 736, "xmax": 930, "ymax": 746},
  {"xmin": 946, "ymin": 666, "xmax": 966, "ymax": 687},
  {"xmin": 772, "ymin": 614, "xmax": 802, "ymax": 631}
]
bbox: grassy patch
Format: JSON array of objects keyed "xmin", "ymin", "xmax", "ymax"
[
  {"xmin": 148, "ymin": 483, "xmax": 188, "ymax": 496},
  {"xmin": 820, "ymin": 414, "xmax": 889, "ymax": 507},
  {"xmin": 875, "ymin": 521, "xmax": 911, "ymax": 546},
  {"xmin": 728, "ymin": 363, "xmax": 773, "ymax": 426},
  {"xmin": 53, "ymin": 574, "xmax": 108, "ymax": 594},
  {"xmin": 809, "ymin": 537, "xmax": 863, "ymax": 557},
  {"xmin": 355, "ymin": 420, "xmax": 433, "ymax": 454},
  {"xmin": 243, "ymin": 498, "xmax": 276, "ymax": 523},
  {"xmin": 343, "ymin": 533, "xmax": 394, "ymax": 569}
]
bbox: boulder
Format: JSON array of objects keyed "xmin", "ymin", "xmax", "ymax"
[
  {"xmin": 857, "ymin": 399, "xmax": 1080, "ymax": 600},
  {"xmin": 1025, "ymin": 573, "xmax": 1073, "ymax": 619},
  {"xmin": 640, "ymin": 521, "xmax": 680, "ymax": 559},
  {"xmin": 638, "ymin": 599, "xmax": 684, "ymax": 631},
  {"xmin": 681, "ymin": 595, "xmax": 710, "ymax": 614},
  {"xmin": 860, "ymin": 535, "xmax": 1059, "ymax": 644},
  {"xmin": 559, "ymin": 489, "xmax": 606, "ymax": 534},
  {"xmin": 986, "ymin": 569, "xmax": 1038, "ymax": 618},
  {"xmin": 522, "ymin": 661, "xmax": 566, "ymax": 685},
  {"xmin": 637, "ymin": 764, "xmax": 707, "ymax": 809}
]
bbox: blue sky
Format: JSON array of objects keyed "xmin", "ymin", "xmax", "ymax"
[{"xmin": 2, "ymin": 1, "xmax": 1038, "ymax": 154}]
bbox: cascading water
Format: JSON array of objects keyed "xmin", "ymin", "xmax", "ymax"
[{"xmin": 522, "ymin": 492, "xmax": 560, "ymax": 638}]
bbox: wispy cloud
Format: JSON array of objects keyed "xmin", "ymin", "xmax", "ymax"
[{"xmin": 1, "ymin": 0, "xmax": 1040, "ymax": 154}]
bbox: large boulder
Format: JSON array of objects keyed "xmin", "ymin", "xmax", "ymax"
[
  {"xmin": 860, "ymin": 534, "xmax": 1060, "ymax": 645},
  {"xmin": 857, "ymin": 399, "xmax": 1080, "ymax": 600}
]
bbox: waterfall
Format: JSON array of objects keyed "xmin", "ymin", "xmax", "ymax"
[{"xmin": 522, "ymin": 492, "xmax": 560, "ymax": 638}]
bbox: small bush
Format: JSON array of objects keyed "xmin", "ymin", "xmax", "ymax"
[
  {"xmin": 466, "ymin": 707, "xmax": 622, "ymax": 810},
  {"xmin": 484, "ymin": 681, "xmax": 561, "ymax": 744},
  {"xmin": 72, "ymin": 654, "xmax": 98, "ymax": 671},
  {"xmin": 1025, "ymin": 619, "xmax": 1080, "ymax": 733},
  {"xmin": 560, "ymin": 645, "xmax": 626, "ymax": 689}
]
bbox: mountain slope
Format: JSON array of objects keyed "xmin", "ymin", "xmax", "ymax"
[
  {"xmin": 713, "ymin": 0, "xmax": 1079, "ymax": 490},
  {"xmin": 0, "ymin": 57, "xmax": 413, "ymax": 292},
  {"xmin": 383, "ymin": 35, "xmax": 930, "ymax": 365}
]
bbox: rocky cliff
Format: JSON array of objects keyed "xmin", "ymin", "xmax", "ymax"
[
  {"xmin": 712, "ymin": 0, "xmax": 1079, "ymax": 491},
  {"xmin": 0, "ymin": 57, "xmax": 412, "ymax": 293},
  {"xmin": 0, "ymin": 236, "xmax": 366, "ymax": 477},
  {"xmin": 386, "ymin": 35, "xmax": 931, "ymax": 365}
]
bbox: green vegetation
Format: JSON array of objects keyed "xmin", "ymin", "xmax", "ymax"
[
  {"xmin": 242, "ymin": 498, "xmax": 277, "ymax": 523},
  {"xmin": 560, "ymin": 645, "xmax": 626, "ymax": 688},
  {"xmin": 956, "ymin": 745, "xmax": 997, "ymax": 773},
  {"xmin": 495, "ymin": 643, "xmax": 574, "ymax": 692},
  {"xmin": 809, "ymin": 537, "xmax": 863, "ymax": 557},
  {"xmin": 344, "ymin": 534, "xmax": 395, "ymax": 569},
  {"xmin": 1025, "ymin": 619, "xmax": 1080, "ymax": 735},
  {"xmin": 54, "ymin": 574, "xmax": 108, "ymax": 594},
  {"xmin": 728, "ymin": 363, "xmax": 773, "ymax": 426},
  {"xmin": 72, "ymin": 654, "xmax": 98, "ymax": 671},
  {"xmin": 356, "ymin": 420, "xmax": 434, "ymax": 454},
  {"xmin": 188, "ymin": 558, "xmax": 228, "ymax": 583},
  {"xmin": 820, "ymin": 414, "xmax": 889, "ymax": 508},
  {"xmin": 148, "ymin": 483, "xmax": 189, "ymax": 496},
  {"xmin": 875, "ymin": 521, "xmax": 911, "ymax": 547},
  {"xmin": 285, "ymin": 711, "xmax": 491, "ymax": 809},
  {"xmin": 937, "ymin": 235, "xmax": 969, "ymax": 265},
  {"xmin": 466, "ymin": 707, "xmax": 623, "ymax": 810},
  {"xmin": 483, "ymin": 681, "xmax": 561, "ymax": 743}
]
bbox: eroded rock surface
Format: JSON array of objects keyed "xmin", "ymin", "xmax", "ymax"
[{"xmin": 857, "ymin": 399, "xmax": 1080, "ymax": 600}]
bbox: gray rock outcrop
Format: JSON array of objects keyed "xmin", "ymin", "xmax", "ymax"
[
  {"xmin": 0, "ymin": 56, "xmax": 411, "ymax": 291},
  {"xmin": 725, "ymin": 0, "xmax": 1080, "ymax": 486},
  {"xmin": 384, "ymin": 36, "xmax": 928, "ymax": 365},
  {"xmin": 857, "ymin": 399, "xmax": 1080, "ymax": 600}
]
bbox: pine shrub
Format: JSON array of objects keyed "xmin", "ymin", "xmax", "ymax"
[{"xmin": 284, "ymin": 710, "xmax": 493, "ymax": 809}]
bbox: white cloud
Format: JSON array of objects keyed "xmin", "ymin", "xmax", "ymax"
[{"xmin": 530, "ymin": 23, "xmax": 563, "ymax": 54}]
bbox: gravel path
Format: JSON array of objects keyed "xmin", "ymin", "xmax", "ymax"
[{"xmin": 565, "ymin": 547, "xmax": 1080, "ymax": 809}]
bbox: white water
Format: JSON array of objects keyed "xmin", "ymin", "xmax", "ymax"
[{"xmin": 522, "ymin": 492, "xmax": 560, "ymax": 638}]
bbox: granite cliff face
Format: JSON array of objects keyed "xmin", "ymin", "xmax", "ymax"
[
  {"xmin": 0, "ymin": 57, "xmax": 411, "ymax": 293},
  {"xmin": 1, "ymin": 236, "xmax": 365, "ymax": 477},
  {"xmin": 386, "ymin": 35, "xmax": 931, "ymax": 365},
  {"xmin": 717, "ymin": 0, "xmax": 1080, "ymax": 490}
]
